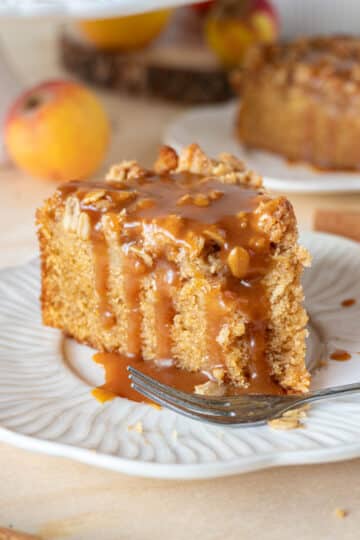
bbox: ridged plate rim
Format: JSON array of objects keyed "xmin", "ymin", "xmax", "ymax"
[{"xmin": 0, "ymin": 231, "xmax": 360, "ymax": 479}]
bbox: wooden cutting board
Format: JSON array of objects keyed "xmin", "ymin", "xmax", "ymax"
[{"xmin": 60, "ymin": 10, "xmax": 233, "ymax": 104}]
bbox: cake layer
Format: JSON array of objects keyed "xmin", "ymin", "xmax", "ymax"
[
  {"xmin": 37, "ymin": 144, "xmax": 310, "ymax": 395},
  {"xmin": 236, "ymin": 36, "xmax": 360, "ymax": 171}
]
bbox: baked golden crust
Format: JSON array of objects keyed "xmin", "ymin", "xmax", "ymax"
[
  {"xmin": 37, "ymin": 144, "xmax": 310, "ymax": 395},
  {"xmin": 236, "ymin": 36, "xmax": 360, "ymax": 170},
  {"xmin": 106, "ymin": 143, "xmax": 263, "ymax": 188}
]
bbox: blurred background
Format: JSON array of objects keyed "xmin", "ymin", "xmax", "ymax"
[{"xmin": 274, "ymin": 0, "xmax": 360, "ymax": 36}]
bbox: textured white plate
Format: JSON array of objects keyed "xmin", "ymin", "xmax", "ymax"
[
  {"xmin": 1, "ymin": 232, "xmax": 360, "ymax": 479},
  {"xmin": 164, "ymin": 103, "xmax": 360, "ymax": 194},
  {"xmin": 0, "ymin": 0, "xmax": 197, "ymax": 18}
]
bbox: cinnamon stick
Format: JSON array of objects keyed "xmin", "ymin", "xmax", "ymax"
[
  {"xmin": 314, "ymin": 210, "xmax": 360, "ymax": 242},
  {"xmin": 0, "ymin": 527, "xmax": 40, "ymax": 540}
]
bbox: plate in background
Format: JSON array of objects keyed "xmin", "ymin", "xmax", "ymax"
[
  {"xmin": 164, "ymin": 102, "xmax": 360, "ymax": 194},
  {"xmin": 0, "ymin": 0, "xmax": 196, "ymax": 18},
  {"xmin": 0, "ymin": 232, "xmax": 360, "ymax": 479}
]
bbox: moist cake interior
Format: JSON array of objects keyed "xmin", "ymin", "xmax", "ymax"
[{"xmin": 37, "ymin": 144, "xmax": 310, "ymax": 399}]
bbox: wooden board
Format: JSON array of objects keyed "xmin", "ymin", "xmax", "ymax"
[
  {"xmin": 59, "ymin": 24, "xmax": 233, "ymax": 104},
  {"xmin": 314, "ymin": 210, "xmax": 360, "ymax": 242}
]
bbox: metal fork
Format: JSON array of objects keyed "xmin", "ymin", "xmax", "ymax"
[{"xmin": 128, "ymin": 366, "xmax": 360, "ymax": 426}]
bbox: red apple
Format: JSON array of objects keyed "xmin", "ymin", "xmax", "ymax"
[
  {"xmin": 5, "ymin": 80, "xmax": 110, "ymax": 181},
  {"xmin": 205, "ymin": 0, "xmax": 279, "ymax": 67},
  {"xmin": 191, "ymin": 1, "xmax": 215, "ymax": 15}
]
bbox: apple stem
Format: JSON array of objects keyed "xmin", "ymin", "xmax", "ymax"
[
  {"xmin": 213, "ymin": 0, "xmax": 252, "ymax": 18},
  {"xmin": 24, "ymin": 95, "xmax": 42, "ymax": 112},
  {"xmin": 0, "ymin": 40, "xmax": 24, "ymax": 163}
]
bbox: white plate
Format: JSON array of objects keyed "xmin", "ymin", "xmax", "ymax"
[
  {"xmin": 164, "ymin": 103, "xmax": 360, "ymax": 194},
  {"xmin": 0, "ymin": 0, "xmax": 197, "ymax": 18},
  {"xmin": 0, "ymin": 232, "xmax": 360, "ymax": 479}
]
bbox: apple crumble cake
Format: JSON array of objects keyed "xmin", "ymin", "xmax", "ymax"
[
  {"xmin": 36, "ymin": 144, "xmax": 310, "ymax": 396},
  {"xmin": 236, "ymin": 36, "xmax": 360, "ymax": 170}
]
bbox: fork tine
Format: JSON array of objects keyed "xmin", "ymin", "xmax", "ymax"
[
  {"xmin": 127, "ymin": 366, "xmax": 293, "ymax": 409},
  {"xmin": 128, "ymin": 366, "xmax": 230, "ymax": 406},
  {"xmin": 130, "ymin": 381, "xmax": 225, "ymax": 424},
  {"xmin": 128, "ymin": 366, "xmax": 233, "ymax": 410},
  {"xmin": 127, "ymin": 366, "xmax": 303, "ymax": 426},
  {"xmin": 131, "ymin": 380, "xmax": 265, "ymax": 426},
  {"xmin": 131, "ymin": 376, "xmax": 237, "ymax": 418}
]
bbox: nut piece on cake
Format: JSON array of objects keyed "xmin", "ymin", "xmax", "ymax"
[
  {"xmin": 235, "ymin": 36, "xmax": 360, "ymax": 171},
  {"xmin": 36, "ymin": 144, "xmax": 310, "ymax": 396}
]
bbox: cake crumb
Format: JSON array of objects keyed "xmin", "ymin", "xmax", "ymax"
[
  {"xmin": 268, "ymin": 405, "xmax": 309, "ymax": 431},
  {"xmin": 213, "ymin": 367, "xmax": 225, "ymax": 382},
  {"xmin": 128, "ymin": 421, "xmax": 143, "ymax": 434},
  {"xmin": 149, "ymin": 402, "xmax": 162, "ymax": 411},
  {"xmin": 172, "ymin": 429, "xmax": 178, "ymax": 442},
  {"xmin": 341, "ymin": 298, "xmax": 356, "ymax": 308},
  {"xmin": 194, "ymin": 381, "xmax": 225, "ymax": 396},
  {"xmin": 268, "ymin": 416, "xmax": 303, "ymax": 430},
  {"xmin": 335, "ymin": 508, "xmax": 348, "ymax": 519}
]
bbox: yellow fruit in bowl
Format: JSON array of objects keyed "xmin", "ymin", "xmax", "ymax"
[
  {"xmin": 77, "ymin": 10, "xmax": 173, "ymax": 51},
  {"xmin": 4, "ymin": 80, "xmax": 110, "ymax": 182}
]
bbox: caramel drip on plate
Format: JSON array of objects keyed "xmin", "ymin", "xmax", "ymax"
[
  {"xmin": 92, "ymin": 350, "xmax": 283, "ymax": 403},
  {"xmin": 92, "ymin": 352, "xmax": 209, "ymax": 404},
  {"xmin": 341, "ymin": 298, "xmax": 356, "ymax": 308},
  {"xmin": 330, "ymin": 349, "xmax": 352, "ymax": 361},
  {"xmin": 58, "ymin": 171, "xmax": 283, "ymax": 396}
]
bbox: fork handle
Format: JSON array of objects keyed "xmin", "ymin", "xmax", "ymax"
[{"xmin": 298, "ymin": 382, "xmax": 360, "ymax": 407}]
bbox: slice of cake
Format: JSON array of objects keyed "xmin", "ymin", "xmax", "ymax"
[
  {"xmin": 37, "ymin": 144, "xmax": 310, "ymax": 395},
  {"xmin": 235, "ymin": 36, "xmax": 360, "ymax": 171}
]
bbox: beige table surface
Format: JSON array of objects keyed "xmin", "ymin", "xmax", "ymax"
[{"xmin": 0, "ymin": 19, "xmax": 360, "ymax": 540}]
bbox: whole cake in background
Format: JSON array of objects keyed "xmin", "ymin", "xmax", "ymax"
[
  {"xmin": 36, "ymin": 144, "xmax": 310, "ymax": 399},
  {"xmin": 236, "ymin": 35, "xmax": 360, "ymax": 171}
]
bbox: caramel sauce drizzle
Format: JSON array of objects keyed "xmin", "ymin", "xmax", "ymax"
[
  {"xmin": 154, "ymin": 260, "xmax": 178, "ymax": 360},
  {"xmin": 330, "ymin": 349, "xmax": 352, "ymax": 362},
  {"xmin": 92, "ymin": 352, "xmax": 209, "ymax": 404},
  {"xmin": 88, "ymin": 213, "xmax": 115, "ymax": 329},
  {"xmin": 205, "ymin": 286, "xmax": 227, "ymax": 369},
  {"xmin": 59, "ymin": 171, "xmax": 281, "ymax": 398},
  {"xmin": 341, "ymin": 298, "xmax": 356, "ymax": 308},
  {"xmin": 122, "ymin": 251, "xmax": 147, "ymax": 359}
]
